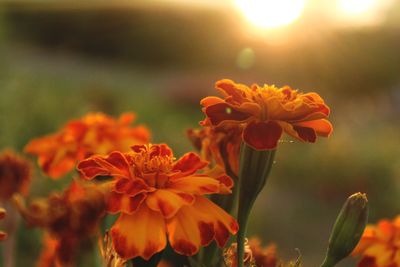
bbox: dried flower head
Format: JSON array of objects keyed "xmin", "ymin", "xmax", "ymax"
[
  {"xmin": 78, "ymin": 144, "xmax": 238, "ymax": 260},
  {"xmin": 0, "ymin": 149, "xmax": 32, "ymax": 201},
  {"xmin": 224, "ymin": 238, "xmax": 255, "ymax": 267},
  {"xmin": 201, "ymin": 79, "xmax": 332, "ymax": 150},
  {"xmin": 99, "ymin": 230, "xmax": 127, "ymax": 267},
  {"xmin": 25, "ymin": 112, "xmax": 150, "ymax": 179},
  {"xmin": 15, "ymin": 181, "xmax": 108, "ymax": 265}
]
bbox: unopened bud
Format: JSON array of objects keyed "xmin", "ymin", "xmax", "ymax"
[{"xmin": 321, "ymin": 192, "xmax": 368, "ymax": 267}]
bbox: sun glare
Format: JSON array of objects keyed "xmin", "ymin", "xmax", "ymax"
[
  {"xmin": 338, "ymin": 0, "xmax": 377, "ymax": 15},
  {"xmin": 234, "ymin": 0, "xmax": 306, "ymax": 29}
]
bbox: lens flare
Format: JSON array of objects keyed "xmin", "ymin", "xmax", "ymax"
[
  {"xmin": 338, "ymin": 0, "xmax": 376, "ymax": 15},
  {"xmin": 234, "ymin": 0, "xmax": 306, "ymax": 29}
]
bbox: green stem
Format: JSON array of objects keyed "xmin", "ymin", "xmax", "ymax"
[{"xmin": 320, "ymin": 256, "xmax": 336, "ymax": 267}]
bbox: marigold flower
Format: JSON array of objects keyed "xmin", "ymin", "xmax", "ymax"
[
  {"xmin": 25, "ymin": 112, "xmax": 150, "ymax": 179},
  {"xmin": 77, "ymin": 144, "xmax": 239, "ymax": 260},
  {"xmin": 187, "ymin": 123, "xmax": 242, "ymax": 177},
  {"xmin": 352, "ymin": 216, "xmax": 400, "ymax": 267},
  {"xmin": 201, "ymin": 79, "xmax": 333, "ymax": 150},
  {"xmin": 0, "ymin": 149, "xmax": 32, "ymax": 201},
  {"xmin": 15, "ymin": 181, "xmax": 107, "ymax": 265},
  {"xmin": 36, "ymin": 233, "xmax": 62, "ymax": 267}
]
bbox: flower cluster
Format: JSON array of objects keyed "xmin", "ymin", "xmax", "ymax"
[
  {"xmin": 25, "ymin": 112, "xmax": 150, "ymax": 178},
  {"xmin": 352, "ymin": 216, "xmax": 400, "ymax": 267},
  {"xmin": 78, "ymin": 144, "xmax": 238, "ymax": 260}
]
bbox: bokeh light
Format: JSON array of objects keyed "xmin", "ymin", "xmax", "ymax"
[
  {"xmin": 338, "ymin": 0, "xmax": 377, "ymax": 15},
  {"xmin": 234, "ymin": 0, "xmax": 306, "ymax": 29}
]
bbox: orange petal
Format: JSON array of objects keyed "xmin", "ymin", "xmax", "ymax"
[
  {"xmin": 146, "ymin": 189, "xmax": 195, "ymax": 219},
  {"xmin": 171, "ymin": 152, "xmax": 208, "ymax": 179},
  {"xmin": 200, "ymin": 96, "xmax": 224, "ymax": 107},
  {"xmin": 243, "ymin": 121, "xmax": 282, "ymax": 150},
  {"xmin": 215, "ymin": 79, "xmax": 246, "ymax": 103},
  {"xmin": 118, "ymin": 112, "xmax": 136, "ymax": 125},
  {"xmin": 167, "ymin": 196, "xmax": 238, "ymax": 256},
  {"xmin": 77, "ymin": 151, "xmax": 131, "ymax": 180},
  {"xmin": 111, "ymin": 206, "xmax": 167, "ymax": 260},
  {"xmin": 293, "ymin": 119, "xmax": 333, "ymax": 137},
  {"xmin": 168, "ymin": 176, "xmax": 220, "ymax": 195},
  {"xmin": 293, "ymin": 126, "xmax": 316, "ymax": 143},
  {"xmin": 107, "ymin": 191, "xmax": 146, "ymax": 214},
  {"xmin": 205, "ymin": 103, "xmax": 252, "ymax": 126}
]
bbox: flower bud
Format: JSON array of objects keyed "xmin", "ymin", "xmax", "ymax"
[{"xmin": 321, "ymin": 192, "xmax": 368, "ymax": 267}]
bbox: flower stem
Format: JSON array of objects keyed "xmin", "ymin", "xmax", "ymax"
[{"xmin": 236, "ymin": 143, "xmax": 276, "ymax": 267}]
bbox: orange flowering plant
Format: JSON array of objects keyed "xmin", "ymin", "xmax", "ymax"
[
  {"xmin": 352, "ymin": 216, "xmax": 400, "ymax": 267},
  {"xmin": 198, "ymin": 79, "xmax": 334, "ymax": 267},
  {"xmin": 25, "ymin": 112, "xmax": 150, "ymax": 179},
  {"xmin": 77, "ymin": 144, "xmax": 238, "ymax": 261}
]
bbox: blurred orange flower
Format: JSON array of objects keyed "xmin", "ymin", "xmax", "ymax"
[
  {"xmin": 77, "ymin": 144, "xmax": 238, "ymax": 260},
  {"xmin": 25, "ymin": 112, "xmax": 150, "ymax": 179},
  {"xmin": 0, "ymin": 149, "xmax": 32, "ymax": 201},
  {"xmin": 187, "ymin": 123, "xmax": 242, "ymax": 177},
  {"xmin": 15, "ymin": 181, "xmax": 107, "ymax": 266},
  {"xmin": 0, "ymin": 208, "xmax": 6, "ymax": 241},
  {"xmin": 248, "ymin": 238, "xmax": 278, "ymax": 267},
  {"xmin": 201, "ymin": 79, "xmax": 332, "ymax": 150},
  {"xmin": 352, "ymin": 216, "xmax": 400, "ymax": 267}
]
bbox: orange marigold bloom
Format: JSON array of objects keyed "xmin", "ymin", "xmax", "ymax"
[
  {"xmin": 352, "ymin": 216, "xmax": 400, "ymax": 267},
  {"xmin": 0, "ymin": 149, "xmax": 32, "ymax": 201},
  {"xmin": 77, "ymin": 144, "xmax": 239, "ymax": 260},
  {"xmin": 201, "ymin": 79, "xmax": 333, "ymax": 150},
  {"xmin": 187, "ymin": 123, "xmax": 242, "ymax": 177},
  {"xmin": 15, "ymin": 181, "xmax": 107, "ymax": 266},
  {"xmin": 25, "ymin": 112, "xmax": 150, "ymax": 179}
]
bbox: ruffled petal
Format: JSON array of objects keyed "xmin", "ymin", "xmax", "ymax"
[
  {"xmin": 111, "ymin": 206, "xmax": 167, "ymax": 260},
  {"xmin": 171, "ymin": 152, "xmax": 208, "ymax": 179},
  {"xmin": 167, "ymin": 196, "xmax": 238, "ymax": 256},
  {"xmin": 77, "ymin": 151, "xmax": 131, "ymax": 180},
  {"xmin": 146, "ymin": 189, "xmax": 195, "ymax": 219},
  {"xmin": 215, "ymin": 79, "xmax": 247, "ymax": 103},
  {"xmin": 243, "ymin": 121, "xmax": 283, "ymax": 150}
]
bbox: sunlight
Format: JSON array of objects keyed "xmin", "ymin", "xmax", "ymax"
[
  {"xmin": 234, "ymin": 0, "xmax": 306, "ymax": 29},
  {"xmin": 338, "ymin": 0, "xmax": 377, "ymax": 15}
]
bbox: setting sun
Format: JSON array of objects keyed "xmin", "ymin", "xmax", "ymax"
[{"xmin": 234, "ymin": 0, "xmax": 306, "ymax": 29}]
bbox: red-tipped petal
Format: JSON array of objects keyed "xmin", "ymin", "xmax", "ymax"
[
  {"xmin": 77, "ymin": 151, "xmax": 131, "ymax": 179},
  {"xmin": 243, "ymin": 121, "xmax": 283, "ymax": 150},
  {"xmin": 171, "ymin": 152, "xmax": 208, "ymax": 178},
  {"xmin": 111, "ymin": 206, "xmax": 166, "ymax": 260}
]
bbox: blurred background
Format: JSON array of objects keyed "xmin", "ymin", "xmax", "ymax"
[{"xmin": 0, "ymin": 0, "xmax": 399, "ymax": 266}]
